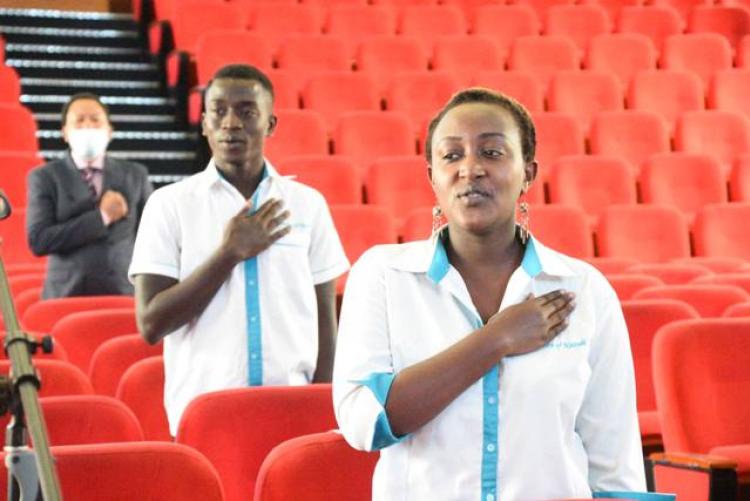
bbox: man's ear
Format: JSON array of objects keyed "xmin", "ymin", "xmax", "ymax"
[
  {"xmin": 266, "ymin": 115, "xmax": 278, "ymax": 137},
  {"xmin": 200, "ymin": 113, "xmax": 207, "ymax": 137}
]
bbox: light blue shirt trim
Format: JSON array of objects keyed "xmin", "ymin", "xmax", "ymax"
[
  {"xmin": 352, "ymin": 372, "xmax": 407, "ymax": 450},
  {"xmin": 427, "ymin": 233, "xmax": 450, "ymax": 283},
  {"xmin": 245, "ymin": 166, "xmax": 269, "ymax": 386},
  {"xmin": 521, "ymin": 237, "xmax": 542, "ymax": 278}
]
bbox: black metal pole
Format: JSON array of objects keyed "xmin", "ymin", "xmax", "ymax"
[{"xmin": 0, "ymin": 251, "xmax": 61, "ymax": 501}]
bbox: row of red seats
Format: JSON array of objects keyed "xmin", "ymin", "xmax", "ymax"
[{"xmin": 152, "ymin": 1, "xmax": 750, "ymax": 58}]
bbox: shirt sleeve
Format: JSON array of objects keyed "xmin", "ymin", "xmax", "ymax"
[
  {"xmin": 332, "ymin": 248, "xmax": 405, "ymax": 452},
  {"xmin": 576, "ymin": 274, "xmax": 647, "ymax": 493},
  {"xmin": 306, "ymin": 190, "xmax": 349, "ymax": 284},
  {"xmin": 128, "ymin": 188, "xmax": 181, "ymax": 281}
]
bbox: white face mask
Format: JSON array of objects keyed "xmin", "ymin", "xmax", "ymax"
[{"xmin": 67, "ymin": 128, "xmax": 110, "ymax": 161}]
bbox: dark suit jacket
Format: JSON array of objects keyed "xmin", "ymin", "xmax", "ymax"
[{"xmin": 26, "ymin": 154, "xmax": 153, "ymax": 299}]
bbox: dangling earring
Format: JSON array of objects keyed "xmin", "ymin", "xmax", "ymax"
[
  {"xmin": 432, "ymin": 205, "xmax": 446, "ymax": 235},
  {"xmin": 518, "ymin": 181, "xmax": 530, "ymax": 244}
]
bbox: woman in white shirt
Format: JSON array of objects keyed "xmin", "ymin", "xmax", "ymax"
[{"xmin": 333, "ymin": 88, "xmax": 646, "ymax": 500}]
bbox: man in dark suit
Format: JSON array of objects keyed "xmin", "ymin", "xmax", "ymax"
[{"xmin": 26, "ymin": 93, "xmax": 152, "ymax": 298}]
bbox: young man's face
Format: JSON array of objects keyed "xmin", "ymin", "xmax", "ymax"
[
  {"xmin": 202, "ymin": 78, "xmax": 276, "ymax": 169},
  {"xmin": 62, "ymin": 98, "xmax": 112, "ymax": 142}
]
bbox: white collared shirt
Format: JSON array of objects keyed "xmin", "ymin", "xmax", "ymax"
[
  {"xmin": 129, "ymin": 160, "xmax": 349, "ymax": 435},
  {"xmin": 333, "ymin": 235, "xmax": 646, "ymax": 500}
]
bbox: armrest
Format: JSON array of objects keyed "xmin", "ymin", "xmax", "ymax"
[
  {"xmin": 647, "ymin": 452, "xmax": 738, "ymax": 501},
  {"xmin": 650, "ymin": 452, "xmax": 738, "ymax": 470}
]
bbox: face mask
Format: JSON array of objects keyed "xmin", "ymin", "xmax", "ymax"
[{"xmin": 67, "ymin": 128, "xmax": 110, "ymax": 161}]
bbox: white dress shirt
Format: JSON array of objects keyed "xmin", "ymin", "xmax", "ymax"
[
  {"xmin": 129, "ymin": 160, "xmax": 349, "ymax": 435},
  {"xmin": 333, "ymin": 234, "xmax": 646, "ymax": 500}
]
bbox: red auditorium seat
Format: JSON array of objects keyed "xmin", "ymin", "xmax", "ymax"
[
  {"xmin": 12, "ymin": 288, "xmax": 41, "ymax": 321},
  {"xmin": 739, "ymin": 33, "xmax": 750, "ymax": 67},
  {"xmin": 116, "ymin": 356, "xmax": 171, "ymax": 441},
  {"xmin": 671, "ymin": 256, "xmax": 749, "ymax": 274},
  {"xmin": 0, "ymin": 104, "xmax": 39, "ymax": 153},
  {"xmin": 625, "ymin": 263, "xmax": 713, "ymax": 285},
  {"xmin": 3, "ymin": 263, "xmax": 46, "ymax": 277},
  {"xmin": 266, "ymin": 69, "xmax": 302, "ymax": 110},
  {"xmin": 302, "ymin": 72, "xmax": 380, "ymax": 132},
  {"xmin": 325, "ymin": 5, "xmax": 396, "ymax": 57},
  {"xmin": 633, "ymin": 284, "xmax": 750, "ymax": 317},
  {"xmin": 724, "ymin": 301, "xmax": 750, "ymax": 317},
  {"xmin": 0, "ymin": 65, "xmax": 21, "ymax": 103},
  {"xmin": 472, "ymin": 5, "xmax": 541, "ymax": 61},
  {"xmin": 620, "ymin": 299, "xmax": 699, "ymax": 448},
  {"xmin": 49, "ymin": 309, "xmax": 137, "ymax": 373},
  {"xmin": 544, "ymin": 4, "xmax": 611, "ymax": 55},
  {"xmin": 385, "ymin": 71, "xmax": 460, "ymax": 132},
  {"xmin": 397, "ymin": 5, "xmax": 468, "ymax": 54},
  {"xmin": 1, "ymin": 442, "xmax": 224, "ymax": 501},
  {"xmin": 616, "ymin": 5, "xmax": 684, "ymax": 51},
  {"xmin": 529, "ymin": 205, "xmax": 594, "ymax": 258},
  {"xmin": 0, "ymin": 153, "xmax": 40, "ymax": 207},
  {"xmin": 254, "ymin": 431, "xmax": 378, "ymax": 501},
  {"xmin": 639, "ymin": 153, "xmax": 728, "ymax": 225},
  {"xmin": 276, "ymin": 35, "xmax": 350, "ymax": 85},
  {"xmin": 597, "ymin": 205, "xmax": 691, "ymax": 263},
  {"xmin": 547, "ymin": 155, "xmax": 636, "ymax": 226},
  {"xmin": 584, "ymin": 33, "xmax": 657, "ymax": 91},
  {"xmin": 264, "ymin": 110, "xmax": 328, "ymax": 164},
  {"xmin": 585, "ymin": 256, "xmax": 641, "ymax": 274},
  {"xmin": 431, "ymin": 36, "xmax": 503, "ymax": 85},
  {"xmin": 688, "ymin": 5, "xmax": 750, "ymax": 49},
  {"xmin": 627, "ymin": 70, "xmax": 704, "ymax": 134},
  {"xmin": 691, "ymin": 273, "xmax": 750, "ymax": 296},
  {"xmin": 650, "ymin": 318, "xmax": 750, "ymax": 499},
  {"xmin": 674, "ymin": 111, "xmax": 750, "ymax": 177},
  {"xmin": 0, "ymin": 359, "xmax": 93, "ymax": 396},
  {"xmin": 0, "ymin": 208, "xmax": 45, "ymax": 266},
  {"xmin": 605, "ymin": 274, "xmax": 665, "ymax": 300},
  {"xmin": 589, "ymin": 111, "xmax": 670, "ymax": 173},
  {"xmin": 531, "ymin": 112, "xmax": 586, "ymax": 174},
  {"xmin": 547, "ymin": 70, "xmax": 623, "ymax": 134},
  {"xmin": 248, "ymin": 4, "xmax": 323, "ymax": 52},
  {"xmin": 331, "ymin": 205, "xmax": 397, "ymax": 265},
  {"xmin": 332, "ymin": 111, "xmax": 416, "ymax": 173},
  {"xmin": 583, "ymin": 0, "xmax": 642, "ymax": 21},
  {"xmin": 8, "ymin": 273, "xmax": 44, "ymax": 298},
  {"xmin": 507, "ymin": 35, "xmax": 581, "ymax": 92},
  {"xmin": 194, "ymin": 31, "xmax": 273, "ymax": 85},
  {"xmin": 514, "ymin": 0, "xmax": 575, "ymax": 20},
  {"xmin": 31, "ymin": 395, "xmax": 144, "ymax": 445},
  {"xmin": 471, "ymin": 71, "xmax": 544, "ymax": 112},
  {"xmin": 21, "ymin": 296, "xmax": 135, "ymax": 334},
  {"xmin": 177, "ymin": 385, "xmax": 337, "ymax": 501},
  {"xmin": 169, "ymin": 1, "xmax": 245, "ymax": 53},
  {"xmin": 277, "ymin": 155, "xmax": 362, "ymax": 205},
  {"xmin": 356, "ymin": 36, "xmax": 429, "ymax": 94},
  {"xmin": 442, "ymin": 0, "xmax": 506, "ymax": 29},
  {"xmin": 366, "ymin": 156, "xmax": 434, "ymax": 232},
  {"xmin": 89, "ymin": 334, "xmax": 162, "ymax": 396},
  {"xmin": 661, "ymin": 33, "xmax": 733, "ymax": 92},
  {"xmin": 400, "ymin": 207, "xmax": 433, "ymax": 242},
  {"xmin": 709, "ymin": 69, "xmax": 750, "ymax": 122},
  {"xmin": 652, "ymin": 0, "xmax": 711, "ymax": 19},
  {"xmin": 730, "ymin": 154, "xmax": 750, "ymax": 201}
]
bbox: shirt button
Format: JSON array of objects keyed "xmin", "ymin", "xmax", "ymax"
[
  {"xmin": 487, "ymin": 396, "xmax": 496, "ymax": 405},
  {"xmin": 486, "ymin": 444, "xmax": 495, "ymax": 453},
  {"xmin": 250, "ymin": 353, "xmax": 258, "ymax": 360},
  {"xmin": 486, "ymin": 494, "xmax": 495, "ymax": 501},
  {"xmin": 248, "ymin": 280, "xmax": 255, "ymax": 286},
  {"xmin": 250, "ymin": 316, "xmax": 257, "ymax": 322}
]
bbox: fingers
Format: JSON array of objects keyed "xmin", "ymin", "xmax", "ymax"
[{"xmin": 236, "ymin": 198, "xmax": 254, "ymax": 216}]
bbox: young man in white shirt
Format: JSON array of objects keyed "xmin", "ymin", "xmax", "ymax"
[{"xmin": 129, "ymin": 65, "xmax": 349, "ymax": 435}]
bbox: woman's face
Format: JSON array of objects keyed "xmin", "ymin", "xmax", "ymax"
[{"xmin": 429, "ymin": 102, "xmax": 535, "ymax": 236}]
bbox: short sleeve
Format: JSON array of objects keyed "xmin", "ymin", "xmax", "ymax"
[
  {"xmin": 306, "ymin": 190, "xmax": 349, "ymax": 284},
  {"xmin": 128, "ymin": 188, "xmax": 182, "ymax": 281},
  {"xmin": 332, "ymin": 249, "xmax": 406, "ymax": 452}
]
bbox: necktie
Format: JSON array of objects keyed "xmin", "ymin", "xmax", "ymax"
[{"xmin": 80, "ymin": 166, "xmax": 98, "ymax": 199}]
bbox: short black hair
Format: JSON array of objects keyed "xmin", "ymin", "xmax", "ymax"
[
  {"xmin": 61, "ymin": 92, "xmax": 111, "ymax": 127},
  {"xmin": 204, "ymin": 64, "xmax": 275, "ymax": 106},
  {"xmin": 424, "ymin": 87, "xmax": 536, "ymax": 164}
]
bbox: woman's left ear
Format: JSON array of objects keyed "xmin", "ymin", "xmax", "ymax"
[{"xmin": 524, "ymin": 161, "xmax": 539, "ymax": 185}]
